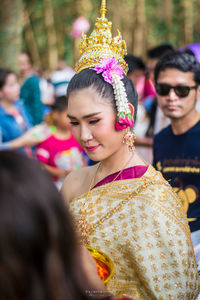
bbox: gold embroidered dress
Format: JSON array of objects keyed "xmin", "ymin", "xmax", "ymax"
[{"xmin": 70, "ymin": 166, "xmax": 200, "ymax": 299}]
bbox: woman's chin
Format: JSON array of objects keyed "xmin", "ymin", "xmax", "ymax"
[
  {"xmin": 87, "ymin": 151, "xmax": 106, "ymax": 162},
  {"xmin": 87, "ymin": 153, "xmax": 101, "ymax": 162}
]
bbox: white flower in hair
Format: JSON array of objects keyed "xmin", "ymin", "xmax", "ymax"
[{"xmin": 92, "ymin": 57, "xmax": 134, "ymax": 131}]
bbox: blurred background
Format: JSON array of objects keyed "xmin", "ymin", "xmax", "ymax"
[{"xmin": 0, "ymin": 0, "xmax": 200, "ymax": 72}]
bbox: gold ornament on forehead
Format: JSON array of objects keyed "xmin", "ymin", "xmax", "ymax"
[{"xmin": 75, "ymin": 0, "xmax": 128, "ymax": 74}]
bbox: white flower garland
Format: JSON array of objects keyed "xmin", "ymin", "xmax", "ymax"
[{"xmin": 112, "ymin": 73, "xmax": 131, "ymax": 117}]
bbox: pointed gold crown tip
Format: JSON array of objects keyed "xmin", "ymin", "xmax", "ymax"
[
  {"xmin": 75, "ymin": 0, "xmax": 128, "ymax": 74},
  {"xmin": 100, "ymin": 0, "xmax": 107, "ymax": 19}
]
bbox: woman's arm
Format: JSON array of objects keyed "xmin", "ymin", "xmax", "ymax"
[
  {"xmin": 1, "ymin": 124, "xmax": 52, "ymax": 150},
  {"xmin": 41, "ymin": 163, "xmax": 72, "ymax": 178}
]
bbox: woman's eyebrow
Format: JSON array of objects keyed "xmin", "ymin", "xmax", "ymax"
[{"xmin": 67, "ymin": 112, "xmax": 102, "ymax": 119}]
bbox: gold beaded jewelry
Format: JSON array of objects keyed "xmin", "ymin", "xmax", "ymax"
[
  {"xmin": 78, "ymin": 152, "xmax": 135, "ymax": 245},
  {"xmin": 123, "ymin": 128, "xmax": 136, "ymax": 152}
]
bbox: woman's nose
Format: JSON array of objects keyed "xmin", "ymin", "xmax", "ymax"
[{"xmin": 80, "ymin": 125, "xmax": 93, "ymax": 142}]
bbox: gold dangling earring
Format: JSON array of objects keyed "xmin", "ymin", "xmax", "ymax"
[{"xmin": 123, "ymin": 128, "xmax": 136, "ymax": 152}]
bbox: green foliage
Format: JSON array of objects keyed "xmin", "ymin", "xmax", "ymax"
[
  {"xmin": 0, "ymin": 0, "xmax": 23, "ymax": 71},
  {"xmin": 1, "ymin": 0, "xmax": 199, "ymax": 70}
]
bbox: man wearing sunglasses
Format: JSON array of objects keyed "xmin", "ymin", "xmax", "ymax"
[{"xmin": 153, "ymin": 51, "xmax": 200, "ymax": 271}]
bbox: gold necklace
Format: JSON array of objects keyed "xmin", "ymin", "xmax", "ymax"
[{"xmin": 78, "ymin": 152, "xmax": 134, "ymax": 245}]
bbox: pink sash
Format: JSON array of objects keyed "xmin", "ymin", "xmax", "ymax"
[{"xmin": 92, "ymin": 165, "xmax": 148, "ymax": 189}]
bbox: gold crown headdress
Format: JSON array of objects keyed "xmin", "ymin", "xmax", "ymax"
[
  {"xmin": 75, "ymin": 0, "xmax": 128, "ymax": 74},
  {"xmin": 75, "ymin": 0, "xmax": 135, "ymax": 136}
]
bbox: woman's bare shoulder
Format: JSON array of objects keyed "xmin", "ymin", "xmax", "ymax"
[{"xmin": 61, "ymin": 165, "xmax": 97, "ymax": 203}]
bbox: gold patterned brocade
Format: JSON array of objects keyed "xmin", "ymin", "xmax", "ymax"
[{"xmin": 70, "ymin": 166, "xmax": 200, "ymax": 299}]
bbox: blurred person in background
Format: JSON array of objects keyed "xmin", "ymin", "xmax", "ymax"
[
  {"xmin": 36, "ymin": 68, "xmax": 55, "ymax": 106},
  {"xmin": 51, "ymin": 60, "xmax": 75, "ymax": 97},
  {"xmin": 19, "ymin": 52, "xmax": 43, "ymax": 126},
  {"xmin": 144, "ymin": 43, "xmax": 174, "ymax": 137},
  {"xmin": 124, "ymin": 54, "xmax": 145, "ymax": 88},
  {"xmin": 153, "ymin": 51, "xmax": 200, "ymax": 272},
  {"xmin": 0, "ymin": 68, "xmax": 32, "ymax": 156},
  {"xmin": 125, "ymin": 54, "xmax": 152, "ymax": 163},
  {"xmin": 36, "ymin": 96, "xmax": 87, "ymax": 189},
  {"xmin": 146, "ymin": 43, "xmax": 174, "ymax": 84},
  {"xmin": 35, "ymin": 68, "xmax": 55, "ymax": 125}
]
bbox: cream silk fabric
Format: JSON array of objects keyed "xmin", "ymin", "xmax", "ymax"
[{"xmin": 70, "ymin": 166, "xmax": 200, "ymax": 299}]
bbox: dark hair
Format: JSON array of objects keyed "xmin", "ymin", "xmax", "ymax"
[
  {"xmin": 0, "ymin": 69, "xmax": 13, "ymax": 89},
  {"xmin": 66, "ymin": 69, "xmax": 138, "ymax": 121},
  {"xmin": 183, "ymin": 48, "xmax": 196, "ymax": 57},
  {"xmin": 124, "ymin": 54, "xmax": 145, "ymax": 74},
  {"xmin": 52, "ymin": 96, "xmax": 68, "ymax": 112},
  {"xmin": 0, "ymin": 151, "xmax": 111, "ymax": 300},
  {"xmin": 147, "ymin": 43, "xmax": 174, "ymax": 59},
  {"xmin": 154, "ymin": 51, "xmax": 200, "ymax": 85}
]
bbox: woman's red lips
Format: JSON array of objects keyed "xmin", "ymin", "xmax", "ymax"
[{"xmin": 85, "ymin": 145, "xmax": 99, "ymax": 152}]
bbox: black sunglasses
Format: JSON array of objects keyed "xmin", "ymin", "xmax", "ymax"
[{"xmin": 155, "ymin": 83, "xmax": 198, "ymax": 98}]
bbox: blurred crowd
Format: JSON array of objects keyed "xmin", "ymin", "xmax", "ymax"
[
  {"xmin": 0, "ymin": 52, "xmax": 87, "ymax": 189},
  {"xmin": 0, "ymin": 44, "xmax": 200, "ymax": 188}
]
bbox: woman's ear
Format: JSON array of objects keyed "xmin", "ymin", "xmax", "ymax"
[{"xmin": 128, "ymin": 103, "xmax": 135, "ymax": 119}]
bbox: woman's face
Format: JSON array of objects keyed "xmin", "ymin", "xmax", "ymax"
[
  {"xmin": 0, "ymin": 74, "xmax": 20, "ymax": 102},
  {"xmin": 67, "ymin": 87, "xmax": 124, "ymax": 161}
]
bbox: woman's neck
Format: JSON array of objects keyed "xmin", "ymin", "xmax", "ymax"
[
  {"xmin": 96, "ymin": 145, "xmax": 146, "ymax": 183},
  {"xmin": 0, "ymin": 99, "xmax": 15, "ymax": 111}
]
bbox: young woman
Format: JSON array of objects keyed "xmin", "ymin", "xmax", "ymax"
[
  {"xmin": 61, "ymin": 66, "xmax": 199, "ymax": 299},
  {"xmin": 61, "ymin": 1, "xmax": 199, "ymax": 298}
]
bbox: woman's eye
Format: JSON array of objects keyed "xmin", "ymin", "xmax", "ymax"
[
  {"xmin": 70, "ymin": 121, "xmax": 79, "ymax": 126},
  {"xmin": 89, "ymin": 119, "xmax": 100, "ymax": 125}
]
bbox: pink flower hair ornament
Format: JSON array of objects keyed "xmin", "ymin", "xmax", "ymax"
[
  {"xmin": 92, "ymin": 57, "xmax": 134, "ymax": 131},
  {"xmin": 116, "ymin": 112, "xmax": 134, "ymax": 131},
  {"xmin": 93, "ymin": 57, "xmax": 124, "ymax": 84}
]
